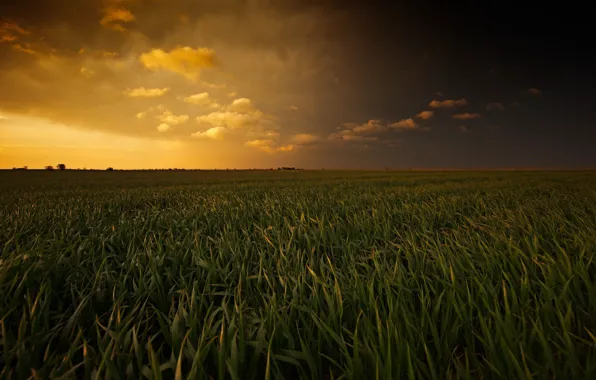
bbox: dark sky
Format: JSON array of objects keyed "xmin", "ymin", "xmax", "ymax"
[{"xmin": 1, "ymin": 0, "xmax": 594, "ymax": 169}]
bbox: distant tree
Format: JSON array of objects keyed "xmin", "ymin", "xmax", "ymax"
[
  {"xmin": 57, "ymin": 163, "xmax": 66, "ymax": 171},
  {"xmin": 106, "ymin": 167, "xmax": 114, "ymax": 171},
  {"xmin": 45, "ymin": 165, "xmax": 54, "ymax": 171}
]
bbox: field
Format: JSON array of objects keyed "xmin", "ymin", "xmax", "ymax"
[{"xmin": 1, "ymin": 170, "xmax": 596, "ymax": 379}]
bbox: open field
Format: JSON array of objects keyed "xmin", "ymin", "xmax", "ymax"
[{"xmin": 1, "ymin": 170, "xmax": 596, "ymax": 379}]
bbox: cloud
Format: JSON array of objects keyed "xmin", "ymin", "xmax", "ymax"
[
  {"xmin": 227, "ymin": 92, "xmax": 237, "ymax": 97},
  {"xmin": 195, "ymin": 97, "xmax": 274, "ymax": 132},
  {"xmin": 486, "ymin": 102, "xmax": 504, "ymax": 111},
  {"xmin": 328, "ymin": 132, "xmax": 378, "ymax": 142},
  {"xmin": 139, "ymin": 47, "xmax": 217, "ymax": 81},
  {"xmin": 244, "ymin": 139, "xmax": 293, "ymax": 153},
  {"xmin": 292, "ymin": 133, "xmax": 319, "ymax": 145},
  {"xmin": 191, "ymin": 126, "xmax": 227, "ymax": 140},
  {"xmin": 227, "ymin": 97, "xmax": 258, "ymax": 114},
  {"xmin": 1, "ymin": 22, "xmax": 30, "ymax": 36},
  {"xmin": 459, "ymin": 125, "xmax": 471, "ymax": 133},
  {"xmin": 389, "ymin": 118, "xmax": 418, "ymax": 129},
  {"xmin": 415, "ymin": 110, "xmax": 434, "ymax": 120},
  {"xmin": 1, "ymin": 35, "xmax": 18, "ymax": 43},
  {"xmin": 528, "ymin": 88, "xmax": 542, "ymax": 95},
  {"xmin": 289, "ymin": 105, "xmax": 299, "ymax": 111},
  {"xmin": 184, "ymin": 92, "xmax": 211, "ymax": 105},
  {"xmin": 1, "ymin": 22, "xmax": 31, "ymax": 43},
  {"xmin": 136, "ymin": 112, "xmax": 146, "ymax": 119},
  {"xmin": 157, "ymin": 123, "xmax": 170, "ymax": 132},
  {"xmin": 12, "ymin": 44, "xmax": 36, "ymax": 55},
  {"xmin": 428, "ymin": 98, "xmax": 468, "ymax": 108},
  {"xmin": 350, "ymin": 119, "xmax": 384, "ymax": 134},
  {"xmin": 124, "ymin": 87, "xmax": 170, "ymax": 97},
  {"xmin": 158, "ymin": 110, "xmax": 189, "ymax": 125},
  {"xmin": 197, "ymin": 111, "xmax": 261, "ymax": 130},
  {"xmin": 100, "ymin": 7, "xmax": 136, "ymax": 32},
  {"xmin": 452, "ymin": 113, "xmax": 481, "ymax": 120},
  {"xmin": 80, "ymin": 67, "xmax": 95, "ymax": 77}
]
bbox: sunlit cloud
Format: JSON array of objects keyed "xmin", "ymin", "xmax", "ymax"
[
  {"xmin": 429, "ymin": 98, "xmax": 468, "ymax": 108},
  {"xmin": 100, "ymin": 7, "xmax": 136, "ymax": 32},
  {"xmin": 0, "ymin": 21, "xmax": 31, "ymax": 43},
  {"xmin": 328, "ymin": 131, "xmax": 378, "ymax": 142},
  {"xmin": 389, "ymin": 118, "xmax": 418, "ymax": 129},
  {"xmin": 157, "ymin": 123, "xmax": 170, "ymax": 132},
  {"xmin": 289, "ymin": 105, "xmax": 299, "ymax": 111},
  {"xmin": 191, "ymin": 126, "xmax": 227, "ymax": 140},
  {"xmin": 124, "ymin": 87, "xmax": 170, "ymax": 97},
  {"xmin": 80, "ymin": 67, "xmax": 95, "ymax": 77},
  {"xmin": 486, "ymin": 102, "xmax": 504, "ymax": 111},
  {"xmin": 227, "ymin": 98, "xmax": 258, "ymax": 114},
  {"xmin": 136, "ymin": 112, "xmax": 146, "ymax": 119},
  {"xmin": 351, "ymin": 120, "xmax": 384, "ymax": 134},
  {"xmin": 184, "ymin": 92, "xmax": 210, "ymax": 105},
  {"xmin": 140, "ymin": 47, "xmax": 217, "ymax": 81},
  {"xmin": 11, "ymin": 44, "xmax": 36, "ymax": 55},
  {"xmin": 158, "ymin": 110, "xmax": 189, "ymax": 125},
  {"xmin": 452, "ymin": 113, "xmax": 481, "ymax": 120},
  {"xmin": 415, "ymin": 110, "xmax": 434, "ymax": 120},
  {"xmin": 195, "ymin": 97, "xmax": 275, "ymax": 133},
  {"xmin": 244, "ymin": 139, "xmax": 293, "ymax": 153}
]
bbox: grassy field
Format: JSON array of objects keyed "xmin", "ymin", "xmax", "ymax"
[{"xmin": 1, "ymin": 170, "xmax": 595, "ymax": 379}]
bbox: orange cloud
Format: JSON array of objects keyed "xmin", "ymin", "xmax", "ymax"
[
  {"xmin": 528, "ymin": 88, "xmax": 542, "ymax": 95},
  {"xmin": 157, "ymin": 123, "xmax": 170, "ymax": 132},
  {"xmin": 123, "ymin": 87, "xmax": 169, "ymax": 97},
  {"xmin": 11, "ymin": 44, "xmax": 36, "ymax": 55},
  {"xmin": 244, "ymin": 140, "xmax": 293, "ymax": 153},
  {"xmin": 1, "ymin": 34, "xmax": 18, "ymax": 43},
  {"xmin": 191, "ymin": 126, "xmax": 227, "ymax": 140},
  {"xmin": 415, "ymin": 110, "xmax": 434, "ymax": 120},
  {"xmin": 140, "ymin": 47, "xmax": 216, "ymax": 81},
  {"xmin": 389, "ymin": 118, "xmax": 418, "ymax": 129},
  {"xmin": 452, "ymin": 113, "xmax": 481, "ymax": 120},
  {"xmin": 429, "ymin": 98, "xmax": 467, "ymax": 108},
  {"xmin": 100, "ymin": 7, "xmax": 136, "ymax": 32},
  {"xmin": 0, "ymin": 22, "xmax": 31, "ymax": 43},
  {"xmin": 158, "ymin": 111, "xmax": 189, "ymax": 125},
  {"xmin": 184, "ymin": 92, "xmax": 214, "ymax": 105}
]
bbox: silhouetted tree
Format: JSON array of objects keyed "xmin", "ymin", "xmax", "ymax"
[
  {"xmin": 45, "ymin": 165, "xmax": 54, "ymax": 171},
  {"xmin": 106, "ymin": 167, "xmax": 114, "ymax": 171},
  {"xmin": 57, "ymin": 164, "xmax": 66, "ymax": 171}
]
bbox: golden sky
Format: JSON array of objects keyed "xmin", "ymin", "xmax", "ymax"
[
  {"xmin": 3, "ymin": 0, "xmax": 584, "ymax": 169},
  {"xmin": 0, "ymin": 0, "xmax": 435, "ymax": 169}
]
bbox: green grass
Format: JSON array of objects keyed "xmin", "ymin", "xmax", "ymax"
[{"xmin": 1, "ymin": 170, "xmax": 595, "ymax": 379}]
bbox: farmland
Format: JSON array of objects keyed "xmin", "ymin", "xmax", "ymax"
[{"xmin": 1, "ymin": 170, "xmax": 595, "ymax": 379}]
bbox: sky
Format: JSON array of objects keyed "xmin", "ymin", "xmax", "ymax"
[{"xmin": 1, "ymin": 0, "xmax": 594, "ymax": 169}]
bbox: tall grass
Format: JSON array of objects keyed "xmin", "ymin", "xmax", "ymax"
[{"xmin": 1, "ymin": 171, "xmax": 595, "ymax": 378}]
